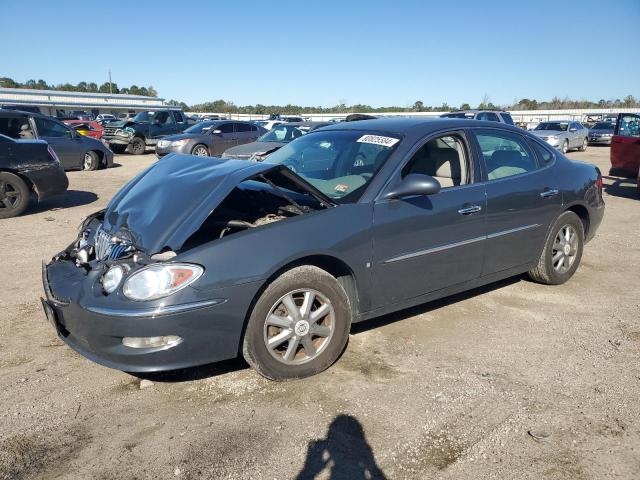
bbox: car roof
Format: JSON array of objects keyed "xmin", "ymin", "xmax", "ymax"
[{"xmin": 317, "ymin": 117, "xmax": 525, "ymax": 136}]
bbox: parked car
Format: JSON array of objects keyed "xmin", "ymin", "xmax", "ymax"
[
  {"xmin": 0, "ymin": 134, "xmax": 68, "ymax": 218},
  {"xmin": 96, "ymin": 114, "xmax": 117, "ymax": 124},
  {"xmin": 222, "ymin": 122, "xmax": 329, "ymax": 160},
  {"xmin": 0, "ymin": 110, "xmax": 113, "ymax": 171},
  {"xmin": 156, "ymin": 120, "xmax": 266, "ymax": 157},
  {"xmin": 588, "ymin": 122, "xmax": 615, "ymax": 145},
  {"xmin": 441, "ymin": 110, "xmax": 516, "ymax": 125},
  {"xmin": 255, "ymin": 120, "xmax": 285, "ymax": 130},
  {"xmin": 102, "ymin": 109, "xmax": 195, "ymax": 154},
  {"xmin": 117, "ymin": 112, "xmax": 136, "ymax": 122},
  {"xmin": 610, "ymin": 112, "xmax": 640, "ymax": 177},
  {"xmin": 63, "ymin": 120, "xmax": 104, "ymax": 140},
  {"xmin": 531, "ymin": 121, "xmax": 588, "ymax": 153},
  {"xmin": 42, "ymin": 118, "xmax": 604, "ymax": 379}
]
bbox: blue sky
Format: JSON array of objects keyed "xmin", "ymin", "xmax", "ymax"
[{"xmin": 1, "ymin": 0, "xmax": 639, "ymax": 107}]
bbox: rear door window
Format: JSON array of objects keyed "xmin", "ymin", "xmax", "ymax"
[
  {"xmin": 500, "ymin": 112, "xmax": 515, "ymax": 125},
  {"xmin": 235, "ymin": 123, "xmax": 251, "ymax": 133},
  {"xmin": 477, "ymin": 112, "xmax": 500, "ymax": 122},
  {"xmin": 474, "ymin": 130, "xmax": 538, "ymax": 180}
]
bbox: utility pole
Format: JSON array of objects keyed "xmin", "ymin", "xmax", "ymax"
[{"xmin": 108, "ymin": 69, "xmax": 113, "ymax": 94}]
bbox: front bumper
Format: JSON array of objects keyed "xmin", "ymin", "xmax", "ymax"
[
  {"xmin": 41, "ymin": 258, "xmax": 253, "ymax": 372},
  {"xmin": 155, "ymin": 144, "xmax": 190, "ymax": 157},
  {"xmin": 588, "ymin": 136, "xmax": 612, "ymax": 145},
  {"xmin": 103, "ymin": 134, "xmax": 132, "ymax": 146}
]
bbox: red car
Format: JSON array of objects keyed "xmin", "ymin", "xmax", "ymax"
[
  {"xmin": 62, "ymin": 120, "xmax": 104, "ymax": 140},
  {"xmin": 610, "ymin": 113, "xmax": 640, "ymax": 179}
]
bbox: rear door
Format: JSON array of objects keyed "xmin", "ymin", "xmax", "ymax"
[
  {"xmin": 611, "ymin": 113, "xmax": 640, "ymax": 176},
  {"xmin": 371, "ymin": 130, "xmax": 486, "ymax": 308},
  {"xmin": 234, "ymin": 122, "xmax": 254, "ymax": 146},
  {"xmin": 149, "ymin": 111, "xmax": 176, "ymax": 140},
  {"xmin": 33, "ymin": 117, "xmax": 84, "ymax": 169},
  {"xmin": 172, "ymin": 111, "xmax": 187, "ymax": 133},
  {"xmin": 470, "ymin": 128, "xmax": 562, "ymax": 274},
  {"xmin": 210, "ymin": 122, "xmax": 236, "ymax": 155}
]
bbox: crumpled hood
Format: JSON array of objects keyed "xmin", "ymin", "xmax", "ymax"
[
  {"xmin": 224, "ymin": 141, "xmax": 286, "ymax": 158},
  {"xmin": 102, "ymin": 155, "xmax": 285, "ymax": 254}
]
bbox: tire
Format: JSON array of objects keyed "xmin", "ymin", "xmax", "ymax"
[
  {"xmin": 130, "ymin": 137, "xmax": 146, "ymax": 155},
  {"xmin": 110, "ymin": 144, "xmax": 126, "ymax": 154},
  {"xmin": 579, "ymin": 138, "xmax": 588, "ymax": 152},
  {"xmin": 82, "ymin": 151, "xmax": 99, "ymax": 171},
  {"xmin": 242, "ymin": 265, "xmax": 351, "ymax": 380},
  {"xmin": 561, "ymin": 140, "xmax": 569, "ymax": 154},
  {"xmin": 528, "ymin": 211, "xmax": 584, "ymax": 285},
  {"xmin": 191, "ymin": 144, "xmax": 209, "ymax": 156},
  {"xmin": 0, "ymin": 172, "xmax": 30, "ymax": 219}
]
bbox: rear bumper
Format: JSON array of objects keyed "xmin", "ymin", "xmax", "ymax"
[
  {"xmin": 586, "ymin": 202, "xmax": 605, "ymax": 243},
  {"xmin": 23, "ymin": 163, "xmax": 69, "ymax": 200},
  {"xmin": 103, "ymin": 134, "xmax": 132, "ymax": 146},
  {"xmin": 42, "ymin": 258, "xmax": 254, "ymax": 372}
]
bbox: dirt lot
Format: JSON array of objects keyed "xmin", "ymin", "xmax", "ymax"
[{"xmin": 1, "ymin": 147, "xmax": 638, "ymax": 480}]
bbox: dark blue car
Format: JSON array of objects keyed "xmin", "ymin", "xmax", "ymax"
[{"xmin": 42, "ymin": 118, "xmax": 605, "ymax": 380}]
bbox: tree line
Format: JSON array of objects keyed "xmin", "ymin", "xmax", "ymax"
[
  {"xmin": 0, "ymin": 77, "xmax": 158, "ymax": 97},
  {"xmin": 188, "ymin": 95, "xmax": 640, "ymax": 114}
]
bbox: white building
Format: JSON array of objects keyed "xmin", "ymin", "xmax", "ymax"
[{"xmin": 0, "ymin": 87, "xmax": 168, "ymax": 117}]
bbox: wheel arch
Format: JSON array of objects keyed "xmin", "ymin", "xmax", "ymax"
[
  {"xmin": 0, "ymin": 168, "xmax": 34, "ymax": 192},
  {"xmin": 237, "ymin": 254, "xmax": 360, "ymax": 354},
  {"xmin": 564, "ymin": 203, "xmax": 590, "ymax": 237}
]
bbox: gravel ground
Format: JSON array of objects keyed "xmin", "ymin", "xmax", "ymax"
[{"xmin": 1, "ymin": 147, "xmax": 638, "ymax": 480}]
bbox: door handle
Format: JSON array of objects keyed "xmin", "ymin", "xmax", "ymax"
[
  {"xmin": 458, "ymin": 205, "xmax": 482, "ymax": 215},
  {"xmin": 540, "ymin": 188, "xmax": 559, "ymax": 198}
]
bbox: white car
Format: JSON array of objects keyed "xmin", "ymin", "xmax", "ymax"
[
  {"xmin": 255, "ymin": 120, "xmax": 284, "ymax": 130},
  {"xmin": 96, "ymin": 114, "xmax": 116, "ymax": 122}
]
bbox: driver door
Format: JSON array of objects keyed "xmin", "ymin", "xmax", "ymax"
[
  {"xmin": 34, "ymin": 117, "xmax": 84, "ymax": 169},
  {"xmin": 370, "ymin": 131, "xmax": 486, "ymax": 309}
]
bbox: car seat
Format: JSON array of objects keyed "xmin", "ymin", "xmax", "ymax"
[{"xmin": 488, "ymin": 150, "xmax": 526, "ymax": 179}]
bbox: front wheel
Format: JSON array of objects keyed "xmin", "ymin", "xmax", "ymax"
[
  {"xmin": 528, "ymin": 211, "xmax": 584, "ymax": 285},
  {"xmin": 579, "ymin": 138, "xmax": 588, "ymax": 152},
  {"xmin": 0, "ymin": 172, "xmax": 30, "ymax": 219},
  {"xmin": 129, "ymin": 137, "xmax": 146, "ymax": 155},
  {"xmin": 242, "ymin": 266, "xmax": 351, "ymax": 380},
  {"xmin": 561, "ymin": 140, "xmax": 569, "ymax": 154},
  {"xmin": 82, "ymin": 151, "xmax": 99, "ymax": 171},
  {"xmin": 191, "ymin": 144, "xmax": 209, "ymax": 156}
]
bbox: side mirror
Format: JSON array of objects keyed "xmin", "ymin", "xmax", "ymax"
[
  {"xmin": 569, "ymin": 127, "xmax": 577, "ymax": 132},
  {"xmin": 381, "ymin": 174, "xmax": 441, "ymax": 200},
  {"xmin": 212, "ymin": 129, "xmax": 222, "ymax": 135}
]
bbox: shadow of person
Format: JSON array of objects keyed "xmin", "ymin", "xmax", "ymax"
[
  {"xmin": 296, "ymin": 415, "xmax": 387, "ymax": 480},
  {"xmin": 28, "ymin": 190, "xmax": 98, "ymax": 214}
]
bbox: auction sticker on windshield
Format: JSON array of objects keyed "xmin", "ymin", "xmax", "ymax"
[{"xmin": 356, "ymin": 135, "xmax": 399, "ymax": 148}]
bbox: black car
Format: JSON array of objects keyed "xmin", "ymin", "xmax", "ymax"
[
  {"xmin": 0, "ymin": 110, "xmax": 113, "ymax": 171},
  {"xmin": 42, "ymin": 118, "xmax": 604, "ymax": 380},
  {"xmin": 222, "ymin": 122, "xmax": 329, "ymax": 161},
  {"xmin": 0, "ymin": 134, "xmax": 68, "ymax": 218},
  {"xmin": 156, "ymin": 120, "xmax": 266, "ymax": 157}
]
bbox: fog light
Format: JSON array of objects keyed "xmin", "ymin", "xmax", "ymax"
[{"xmin": 122, "ymin": 335, "xmax": 182, "ymax": 349}]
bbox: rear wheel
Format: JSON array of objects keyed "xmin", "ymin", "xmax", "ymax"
[
  {"xmin": 579, "ymin": 138, "xmax": 588, "ymax": 152},
  {"xmin": 82, "ymin": 151, "xmax": 99, "ymax": 171},
  {"xmin": 130, "ymin": 137, "xmax": 146, "ymax": 155},
  {"xmin": 0, "ymin": 172, "xmax": 30, "ymax": 219},
  {"xmin": 528, "ymin": 211, "xmax": 584, "ymax": 285},
  {"xmin": 191, "ymin": 144, "xmax": 209, "ymax": 156},
  {"xmin": 242, "ymin": 266, "xmax": 351, "ymax": 380},
  {"xmin": 561, "ymin": 140, "xmax": 569, "ymax": 154}
]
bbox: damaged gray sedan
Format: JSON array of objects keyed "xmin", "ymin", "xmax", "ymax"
[{"xmin": 42, "ymin": 118, "xmax": 604, "ymax": 380}]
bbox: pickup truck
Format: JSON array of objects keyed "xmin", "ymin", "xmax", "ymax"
[{"xmin": 101, "ymin": 109, "xmax": 195, "ymax": 154}]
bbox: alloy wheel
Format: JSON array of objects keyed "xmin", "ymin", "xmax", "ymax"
[
  {"xmin": 562, "ymin": 140, "xmax": 568, "ymax": 154},
  {"xmin": 0, "ymin": 179, "xmax": 22, "ymax": 210},
  {"xmin": 263, "ymin": 289, "xmax": 335, "ymax": 365},
  {"xmin": 552, "ymin": 224, "xmax": 579, "ymax": 273},
  {"xmin": 193, "ymin": 146, "xmax": 208, "ymax": 156},
  {"xmin": 83, "ymin": 153, "xmax": 93, "ymax": 170}
]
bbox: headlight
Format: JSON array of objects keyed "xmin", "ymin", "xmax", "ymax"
[
  {"xmin": 170, "ymin": 139, "xmax": 189, "ymax": 148},
  {"xmin": 102, "ymin": 265, "xmax": 126, "ymax": 294},
  {"xmin": 122, "ymin": 263, "xmax": 203, "ymax": 301},
  {"xmin": 548, "ymin": 135, "xmax": 558, "ymax": 140}
]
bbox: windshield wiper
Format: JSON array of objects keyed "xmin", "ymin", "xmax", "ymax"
[{"xmin": 258, "ymin": 174, "xmax": 308, "ymax": 215}]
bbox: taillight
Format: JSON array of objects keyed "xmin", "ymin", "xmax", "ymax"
[
  {"xmin": 47, "ymin": 145, "xmax": 60, "ymax": 164},
  {"xmin": 595, "ymin": 172, "xmax": 603, "ymax": 197}
]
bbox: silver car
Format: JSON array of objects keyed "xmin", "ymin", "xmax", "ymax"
[
  {"xmin": 531, "ymin": 121, "xmax": 588, "ymax": 153},
  {"xmin": 588, "ymin": 121, "xmax": 615, "ymax": 145}
]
